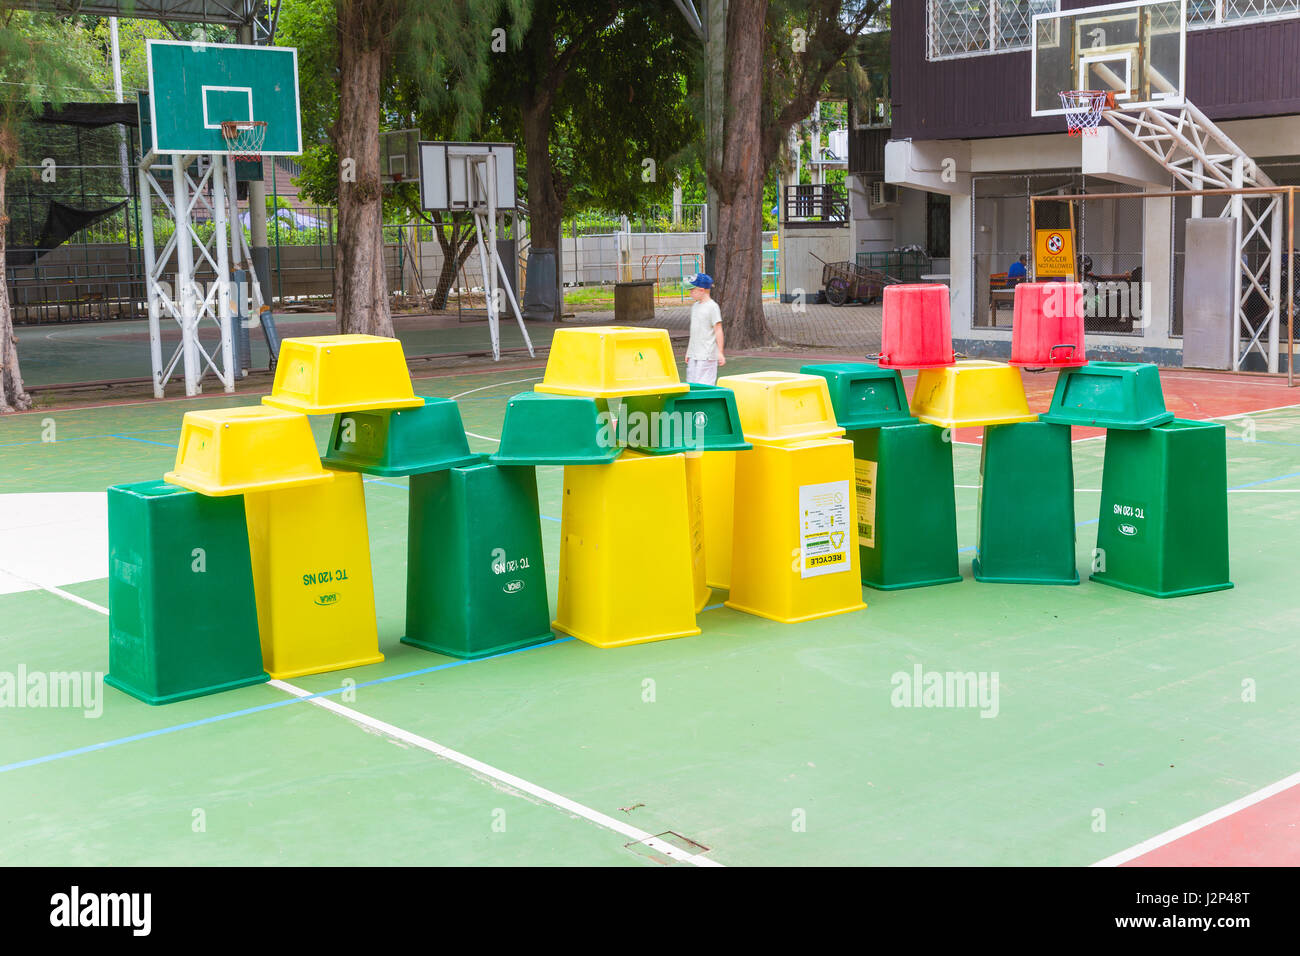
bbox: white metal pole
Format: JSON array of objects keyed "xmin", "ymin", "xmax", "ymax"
[
  {"xmin": 1231, "ymin": 156, "xmax": 1245, "ymax": 369},
  {"xmin": 172, "ymin": 154, "xmax": 200, "ymax": 395},
  {"xmin": 138, "ymin": 163, "xmax": 165, "ymax": 398},
  {"xmin": 110, "ymin": 18, "xmax": 130, "ymax": 194},
  {"xmin": 1269, "ymin": 194, "xmax": 1283, "ymax": 373},
  {"xmin": 211, "ymin": 153, "xmax": 236, "ymax": 392}
]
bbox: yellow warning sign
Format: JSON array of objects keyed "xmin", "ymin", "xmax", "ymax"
[{"xmin": 1034, "ymin": 228, "xmax": 1076, "ymax": 278}]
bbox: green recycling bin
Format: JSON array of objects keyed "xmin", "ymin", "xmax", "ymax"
[
  {"xmin": 490, "ymin": 392, "xmax": 622, "ymax": 466},
  {"xmin": 403, "ymin": 457, "xmax": 554, "ymax": 659},
  {"xmin": 974, "ymin": 421, "xmax": 1079, "ymax": 585},
  {"xmin": 802, "ymin": 362, "xmax": 917, "ymax": 429},
  {"xmin": 849, "ymin": 423, "xmax": 961, "ymax": 590},
  {"xmin": 1092, "ymin": 419, "xmax": 1233, "ymax": 598},
  {"xmin": 323, "ymin": 396, "xmax": 479, "ymax": 476},
  {"xmin": 617, "ymin": 384, "xmax": 752, "ymax": 454},
  {"xmin": 105, "ymin": 480, "xmax": 268, "ymax": 705},
  {"xmin": 1039, "ymin": 362, "xmax": 1174, "ymax": 430}
]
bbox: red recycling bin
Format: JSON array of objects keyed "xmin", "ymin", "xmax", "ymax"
[
  {"xmin": 1009, "ymin": 282, "xmax": 1087, "ymax": 368},
  {"xmin": 879, "ymin": 284, "xmax": 956, "ymax": 369}
]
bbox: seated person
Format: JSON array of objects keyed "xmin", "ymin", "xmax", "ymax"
[{"xmin": 1006, "ymin": 255, "xmax": 1029, "ymax": 286}]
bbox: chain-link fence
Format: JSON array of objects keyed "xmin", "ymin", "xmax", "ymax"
[{"xmin": 974, "ymin": 174, "xmax": 1145, "ymax": 334}]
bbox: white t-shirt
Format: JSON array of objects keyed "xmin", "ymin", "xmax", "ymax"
[{"xmin": 686, "ymin": 298, "xmax": 723, "ymax": 361}]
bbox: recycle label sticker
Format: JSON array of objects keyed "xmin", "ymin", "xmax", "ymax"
[
  {"xmin": 798, "ymin": 479, "xmax": 852, "ymax": 578},
  {"xmin": 854, "ymin": 459, "xmax": 878, "ymax": 549}
]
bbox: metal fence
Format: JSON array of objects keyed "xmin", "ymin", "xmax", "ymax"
[{"xmin": 972, "ymin": 174, "xmax": 1145, "ymax": 334}]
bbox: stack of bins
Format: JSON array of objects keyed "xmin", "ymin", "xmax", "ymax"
[
  {"xmin": 717, "ymin": 371, "xmax": 867, "ymax": 623},
  {"xmin": 107, "ymin": 403, "xmax": 340, "ymax": 703},
  {"xmin": 801, "ymin": 362, "xmax": 960, "ymax": 591},
  {"xmin": 497, "ymin": 327, "xmax": 709, "ymax": 647},
  {"xmin": 1040, "ymin": 360, "xmax": 1232, "ymax": 597}
]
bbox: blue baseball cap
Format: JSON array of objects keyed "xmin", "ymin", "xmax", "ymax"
[{"xmin": 686, "ymin": 273, "xmax": 713, "ymax": 289}]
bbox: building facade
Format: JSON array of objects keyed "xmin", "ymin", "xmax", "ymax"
[{"xmin": 885, "ymin": 0, "xmax": 1300, "ymax": 368}]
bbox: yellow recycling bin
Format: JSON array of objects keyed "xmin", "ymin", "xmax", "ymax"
[
  {"xmin": 683, "ymin": 452, "xmax": 712, "ymax": 612},
  {"xmin": 717, "ymin": 371, "xmax": 846, "ymax": 445},
  {"xmin": 909, "ymin": 360, "xmax": 1036, "ymax": 430},
  {"xmin": 553, "ymin": 450, "xmax": 700, "ymax": 647},
  {"xmin": 262, "ymin": 334, "xmax": 424, "ymax": 415},
  {"xmin": 535, "ymin": 326, "xmax": 688, "ymax": 398},
  {"xmin": 700, "ymin": 449, "xmax": 738, "ymax": 590},
  {"xmin": 726, "ymin": 438, "xmax": 867, "ymax": 623},
  {"xmin": 165, "ymin": 406, "xmax": 334, "ymax": 496},
  {"xmin": 244, "ymin": 469, "xmax": 384, "ymax": 678}
]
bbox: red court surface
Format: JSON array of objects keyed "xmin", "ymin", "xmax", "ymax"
[{"xmin": 1117, "ymin": 779, "xmax": 1300, "ymax": 867}]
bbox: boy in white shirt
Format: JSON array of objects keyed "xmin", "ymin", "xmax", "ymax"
[{"xmin": 684, "ymin": 273, "xmax": 725, "ymax": 385}]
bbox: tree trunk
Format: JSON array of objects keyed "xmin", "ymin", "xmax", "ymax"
[
  {"xmin": 0, "ymin": 163, "xmax": 32, "ymax": 413},
  {"xmin": 712, "ymin": 0, "xmax": 770, "ymax": 349},
  {"xmin": 334, "ymin": 3, "xmax": 392, "ymax": 336},
  {"xmin": 521, "ymin": 93, "xmax": 563, "ymax": 254}
]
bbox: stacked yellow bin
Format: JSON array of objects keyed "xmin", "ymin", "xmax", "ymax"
[
  {"xmin": 230, "ymin": 334, "xmax": 428, "ymax": 677},
  {"xmin": 717, "ymin": 372, "xmax": 867, "ymax": 623},
  {"xmin": 537, "ymin": 327, "xmax": 702, "ymax": 648}
]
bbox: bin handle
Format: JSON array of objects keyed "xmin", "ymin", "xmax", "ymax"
[{"xmin": 1049, "ymin": 343, "xmax": 1076, "ymax": 359}]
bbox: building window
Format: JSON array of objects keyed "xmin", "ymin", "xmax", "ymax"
[
  {"xmin": 927, "ymin": 193, "xmax": 951, "ymax": 259},
  {"xmin": 928, "ymin": 0, "xmax": 1059, "ymax": 59},
  {"xmin": 1190, "ymin": 0, "xmax": 1300, "ymax": 26}
]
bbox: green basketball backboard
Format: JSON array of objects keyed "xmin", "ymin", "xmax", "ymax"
[{"xmin": 145, "ymin": 39, "xmax": 301, "ymax": 155}]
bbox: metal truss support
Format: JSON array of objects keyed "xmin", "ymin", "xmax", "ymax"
[
  {"xmin": 139, "ymin": 150, "xmax": 237, "ymax": 397},
  {"xmin": 1106, "ymin": 102, "xmax": 1282, "ymax": 371}
]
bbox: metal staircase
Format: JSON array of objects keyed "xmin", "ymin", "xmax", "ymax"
[{"xmin": 1105, "ymin": 101, "xmax": 1285, "ymax": 372}]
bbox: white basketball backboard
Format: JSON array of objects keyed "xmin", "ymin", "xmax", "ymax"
[
  {"xmin": 1031, "ymin": 0, "xmax": 1186, "ymax": 117},
  {"xmin": 418, "ymin": 142, "xmax": 517, "ymax": 211}
]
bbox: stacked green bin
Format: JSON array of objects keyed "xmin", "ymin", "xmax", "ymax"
[
  {"xmin": 802, "ymin": 363, "xmax": 960, "ymax": 590},
  {"xmin": 973, "ymin": 422, "xmax": 1079, "ymax": 585},
  {"xmin": 1091, "ymin": 419, "xmax": 1233, "ymax": 598},
  {"xmin": 322, "ymin": 395, "xmax": 556, "ymax": 659},
  {"xmin": 323, "ymin": 397, "xmax": 480, "ymax": 475},
  {"xmin": 403, "ymin": 457, "xmax": 553, "ymax": 658},
  {"xmin": 105, "ymin": 480, "xmax": 268, "ymax": 704},
  {"xmin": 1040, "ymin": 363, "xmax": 1231, "ymax": 598}
]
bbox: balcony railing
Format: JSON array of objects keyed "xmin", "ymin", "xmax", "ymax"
[{"xmin": 783, "ymin": 183, "xmax": 849, "ymax": 227}]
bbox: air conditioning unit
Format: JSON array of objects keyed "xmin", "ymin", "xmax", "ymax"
[{"xmin": 870, "ymin": 181, "xmax": 899, "ymax": 207}]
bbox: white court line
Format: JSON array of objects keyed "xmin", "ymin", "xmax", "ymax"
[
  {"xmin": 0, "ymin": 568, "xmax": 109, "ymax": 616},
  {"xmin": 271, "ymin": 679, "xmax": 723, "ymax": 867},
  {"xmin": 449, "ymin": 376, "xmax": 543, "ymax": 400},
  {"xmin": 452, "ymin": 376, "xmax": 543, "ymax": 444},
  {"xmin": 24, "ymin": 579, "xmax": 720, "ymax": 866},
  {"xmin": 1091, "ymin": 768, "xmax": 1300, "ymax": 867}
]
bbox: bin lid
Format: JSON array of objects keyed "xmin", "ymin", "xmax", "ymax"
[
  {"xmin": 262, "ymin": 334, "xmax": 424, "ymax": 415},
  {"xmin": 489, "ymin": 392, "xmax": 623, "ymax": 466},
  {"xmin": 164, "ymin": 406, "xmax": 335, "ymax": 496},
  {"xmin": 800, "ymin": 363, "xmax": 917, "ymax": 429},
  {"xmin": 534, "ymin": 326, "xmax": 688, "ymax": 398}
]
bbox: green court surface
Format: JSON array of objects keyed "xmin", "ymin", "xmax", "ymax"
[{"xmin": 1, "ymin": 357, "xmax": 1298, "ymax": 866}]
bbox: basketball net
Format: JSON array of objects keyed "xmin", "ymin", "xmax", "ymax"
[
  {"xmin": 221, "ymin": 120, "xmax": 268, "ymax": 163},
  {"xmin": 1059, "ymin": 91, "xmax": 1116, "ymax": 137}
]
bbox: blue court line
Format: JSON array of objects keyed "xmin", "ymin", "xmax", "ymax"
[
  {"xmin": 0, "ymin": 428, "xmax": 180, "ymax": 449},
  {"xmin": 1229, "ymin": 469, "xmax": 1300, "ymax": 490},
  {"xmin": 0, "ymin": 636, "xmax": 574, "ymax": 776},
  {"xmin": 111, "ymin": 435, "xmax": 179, "ymax": 448}
]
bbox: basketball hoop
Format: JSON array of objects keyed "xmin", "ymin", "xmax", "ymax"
[
  {"xmin": 1059, "ymin": 91, "xmax": 1115, "ymax": 137},
  {"xmin": 221, "ymin": 120, "xmax": 268, "ymax": 162}
]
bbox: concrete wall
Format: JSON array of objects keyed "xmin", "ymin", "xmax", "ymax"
[{"xmin": 778, "ymin": 226, "xmax": 849, "ymax": 302}]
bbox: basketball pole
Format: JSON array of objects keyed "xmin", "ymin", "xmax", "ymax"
[{"xmin": 470, "ymin": 154, "xmax": 534, "ymax": 361}]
